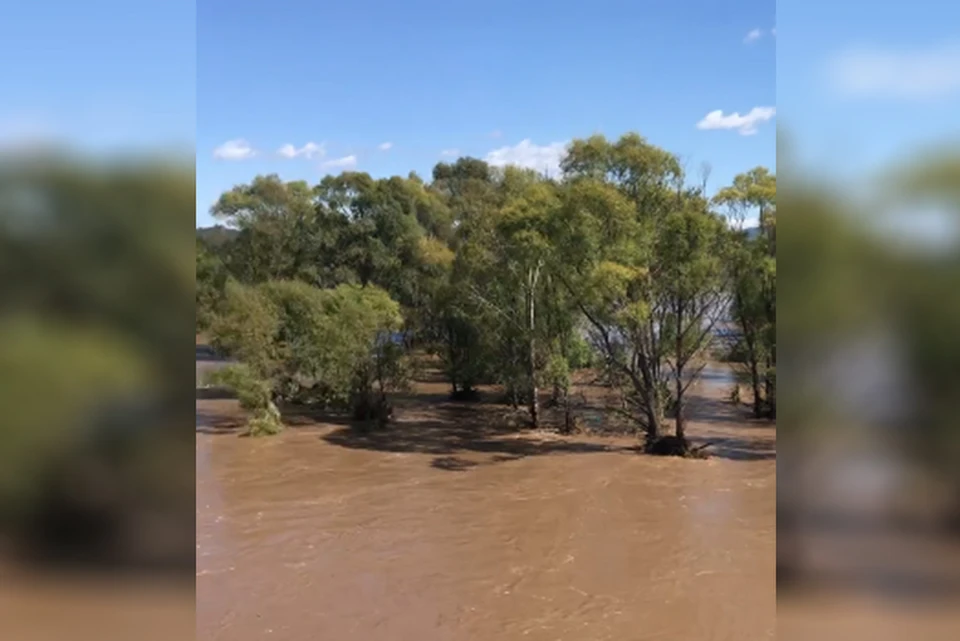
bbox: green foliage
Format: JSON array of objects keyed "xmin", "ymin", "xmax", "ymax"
[
  {"xmin": 197, "ymin": 135, "xmax": 774, "ymax": 446},
  {"xmin": 551, "ymin": 134, "xmax": 736, "ymax": 443},
  {"xmin": 196, "ymin": 238, "xmax": 229, "ymax": 330},
  {"xmin": 0, "ymin": 316, "xmax": 150, "ymax": 510},
  {"xmin": 1, "ymin": 156, "xmax": 195, "ymax": 544},
  {"xmin": 205, "ymin": 364, "xmax": 283, "ymax": 436},
  {"xmin": 564, "ymin": 333, "xmax": 596, "ymax": 370},
  {"xmin": 714, "ymin": 167, "xmax": 777, "ymax": 418},
  {"xmin": 209, "ymin": 279, "xmax": 281, "ymax": 375},
  {"xmin": 208, "ymin": 279, "xmax": 406, "ymax": 420},
  {"xmin": 204, "ymin": 364, "xmax": 272, "ymax": 413},
  {"xmin": 544, "ymin": 352, "xmax": 571, "ymax": 393},
  {"xmin": 246, "ymin": 410, "xmax": 285, "ymax": 437}
]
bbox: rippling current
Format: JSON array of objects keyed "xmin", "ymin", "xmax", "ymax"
[{"xmin": 196, "ymin": 365, "xmax": 775, "ymax": 640}]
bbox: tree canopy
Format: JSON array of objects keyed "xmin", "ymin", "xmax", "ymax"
[{"xmin": 198, "ymin": 132, "xmax": 777, "ymax": 453}]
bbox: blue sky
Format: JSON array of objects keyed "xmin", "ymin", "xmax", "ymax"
[
  {"xmin": 0, "ymin": 1, "xmax": 194, "ymax": 153},
  {"xmin": 779, "ymin": 1, "xmax": 960, "ymax": 181},
  {"xmin": 197, "ymin": 0, "xmax": 775, "ymax": 226},
  {"xmin": 7, "ymin": 1, "xmax": 959, "ymax": 230}
]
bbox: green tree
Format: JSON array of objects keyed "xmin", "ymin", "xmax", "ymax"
[
  {"xmin": 487, "ymin": 179, "xmax": 562, "ymax": 427},
  {"xmin": 211, "ymin": 175, "xmax": 329, "ymax": 284},
  {"xmin": 1, "ymin": 156, "xmax": 195, "ymax": 565},
  {"xmin": 196, "ymin": 238, "xmax": 228, "ymax": 331},
  {"xmin": 554, "ymin": 132, "xmax": 723, "ymax": 452},
  {"xmin": 713, "ymin": 167, "xmax": 777, "ymax": 418},
  {"xmin": 209, "ymin": 280, "xmax": 406, "ymax": 429},
  {"xmin": 656, "ymin": 192, "xmax": 731, "ymax": 440}
]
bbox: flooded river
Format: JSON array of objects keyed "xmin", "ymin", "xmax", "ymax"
[{"xmin": 196, "ymin": 365, "xmax": 775, "ymax": 640}]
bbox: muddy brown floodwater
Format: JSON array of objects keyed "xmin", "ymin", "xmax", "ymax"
[{"xmin": 197, "ymin": 363, "xmax": 775, "ymax": 640}]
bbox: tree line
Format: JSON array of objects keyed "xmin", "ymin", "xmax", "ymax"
[{"xmin": 197, "ymin": 132, "xmax": 776, "ymax": 453}]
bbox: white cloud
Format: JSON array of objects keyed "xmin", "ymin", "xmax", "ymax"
[
  {"xmin": 826, "ymin": 44, "xmax": 960, "ymax": 100},
  {"xmin": 378, "ymin": 141, "xmax": 393, "ymax": 151},
  {"xmin": 490, "ymin": 129, "xmax": 503, "ymax": 138},
  {"xmin": 321, "ymin": 154, "xmax": 357, "ymax": 170},
  {"xmin": 484, "ymin": 139, "xmax": 568, "ymax": 176},
  {"xmin": 277, "ymin": 143, "xmax": 298, "ymax": 158},
  {"xmin": 213, "ymin": 139, "xmax": 256, "ymax": 160},
  {"xmin": 744, "ymin": 28, "xmax": 763, "ymax": 44},
  {"xmin": 440, "ymin": 148, "xmax": 459, "ymax": 157},
  {"xmin": 277, "ymin": 141, "xmax": 324, "ymax": 159},
  {"xmin": 696, "ymin": 107, "xmax": 776, "ymax": 135}
]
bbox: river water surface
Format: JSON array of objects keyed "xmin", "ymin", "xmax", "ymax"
[{"xmin": 196, "ymin": 364, "xmax": 775, "ymax": 640}]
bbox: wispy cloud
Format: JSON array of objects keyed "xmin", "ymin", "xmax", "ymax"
[
  {"xmin": 826, "ymin": 44, "xmax": 960, "ymax": 100},
  {"xmin": 696, "ymin": 107, "xmax": 776, "ymax": 135},
  {"xmin": 489, "ymin": 129, "xmax": 503, "ymax": 139},
  {"xmin": 744, "ymin": 27, "xmax": 775, "ymax": 44},
  {"xmin": 213, "ymin": 138, "xmax": 256, "ymax": 160},
  {"xmin": 378, "ymin": 141, "xmax": 393, "ymax": 151},
  {"xmin": 277, "ymin": 141, "xmax": 324, "ymax": 159},
  {"xmin": 321, "ymin": 154, "xmax": 357, "ymax": 170},
  {"xmin": 484, "ymin": 139, "xmax": 568, "ymax": 176},
  {"xmin": 440, "ymin": 148, "xmax": 459, "ymax": 157}
]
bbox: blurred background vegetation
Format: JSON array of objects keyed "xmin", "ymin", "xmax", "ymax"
[
  {"xmin": 0, "ymin": 153, "xmax": 195, "ymax": 573},
  {"xmin": 778, "ymin": 132, "xmax": 960, "ymax": 629}
]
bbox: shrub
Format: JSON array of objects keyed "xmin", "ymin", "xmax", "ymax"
[
  {"xmin": 208, "ymin": 281, "xmax": 408, "ymax": 426},
  {"xmin": 205, "ymin": 364, "xmax": 283, "ymax": 436}
]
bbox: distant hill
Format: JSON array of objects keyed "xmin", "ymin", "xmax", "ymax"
[{"xmin": 196, "ymin": 225, "xmax": 239, "ymax": 247}]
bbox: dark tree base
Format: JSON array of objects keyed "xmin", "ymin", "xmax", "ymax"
[
  {"xmin": 450, "ymin": 388, "xmax": 482, "ymax": 402},
  {"xmin": 352, "ymin": 396, "xmax": 394, "ymax": 427},
  {"xmin": 643, "ymin": 435, "xmax": 710, "ymax": 459}
]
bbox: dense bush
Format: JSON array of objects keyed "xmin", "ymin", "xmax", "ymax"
[{"xmin": 208, "ymin": 280, "xmax": 406, "ymax": 430}]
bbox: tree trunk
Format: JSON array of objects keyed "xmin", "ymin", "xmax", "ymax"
[
  {"xmin": 447, "ymin": 327, "xmax": 458, "ymax": 397},
  {"xmin": 528, "ymin": 333, "xmax": 539, "ymax": 429},
  {"xmin": 763, "ymin": 355, "xmax": 774, "ymax": 418},
  {"xmin": 750, "ymin": 358, "xmax": 763, "ymax": 417},
  {"xmin": 561, "ymin": 387, "xmax": 573, "ymax": 434},
  {"xmin": 527, "ymin": 265, "xmax": 541, "ymax": 429},
  {"xmin": 646, "ymin": 392, "xmax": 662, "ymax": 442},
  {"xmin": 674, "ymin": 305, "xmax": 686, "ymax": 443},
  {"xmin": 551, "ymin": 382, "xmax": 562, "ymax": 407},
  {"xmin": 674, "ymin": 375, "xmax": 686, "ymax": 442}
]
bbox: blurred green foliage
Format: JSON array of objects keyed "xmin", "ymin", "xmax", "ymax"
[
  {"xmin": 0, "ymin": 153, "xmax": 194, "ymax": 565},
  {"xmin": 780, "ymin": 142, "xmax": 960, "ymax": 485}
]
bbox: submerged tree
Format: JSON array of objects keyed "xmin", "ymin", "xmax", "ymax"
[
  {"xmin": 196, "ymin": 131, "xmax": 774, "ymax": 455},
  {"xmin": 208, "ymin": 280, "xmax": 406, "ymax": 430},
  {"xmin": 552, "ymin": 133, "xmax": 729, "ymax": 453},
  {"xmin": 713, "ymin": 167, "xmax": 776, "ymax": 418}
]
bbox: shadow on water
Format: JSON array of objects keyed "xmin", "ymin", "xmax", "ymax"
[
  {"xmin": 698, "ymin": 366, "xmax": 736, "ymax": 386},
  {"xmin": 196, "ymin": 345, "xmax": 226, "ymax": 362},
  {"xmin": 321, "ymin": 402, "xmax": 774, "ymax": 467},
  {"xmin": 694, "ymin": 436, "xmax": 777, "ymax": 461},
  {"xmin": 196, "ymin": 387, "xmax": 236, "ymax": 401},
  {"xmin": 196, "ymin": 408, "xmax": 245, "ymax": 435},
  {"xmin": 430, "ymin": 456, "xmax": 481, "ymax": 472},
  {"xmin": 322, "ymin": 412, "xmax": 623, "ymax": 468},
  {"xmin": 196, "ymin": 402, "xmax": 359, "ymax": 435},
  {"xmin": 195, "ymin": 356, "xmax": 775, "ymax": 464}
]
